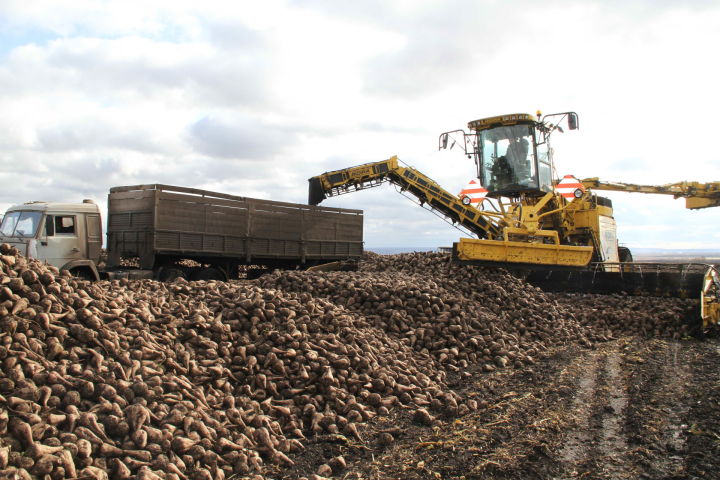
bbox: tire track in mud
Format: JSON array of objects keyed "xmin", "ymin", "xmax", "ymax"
[
  {"xmin": 684, "ymin": 341, "xmax": 720, "ymax": 478},
  {"xmin": 624, "ymin": 339, "xmax": 694, "ymax": 479},
  {"xmin": 597, "ymin": 351, "xmax": 630, "ymax": 478},
  {"xmin": 557, "ymin": 344, "xmax": 631, "ymax": 479},
  {"xmin": 650, "ymin": 342, "xmax": 691, "ymax": 475},
  {"xmin": 558, "ymin": 350, "xmax": 600, "ymax": 467}
]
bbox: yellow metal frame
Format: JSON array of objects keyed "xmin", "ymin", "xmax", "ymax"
[
  {"xmin": 582, "ymin": 177, "xmax": 720, "ymax": 210},
  {"xmin": 313, "ymin": 156, "xmax": 506, "ymax": 239},
  {"xmin": 686, "ymin": 197, "xmax": 720, "ymax": 209},
  {"xmin": 702, "ymin": 267, "xmax": 720, "ymax": 328},
  {"xmin": 455, "ymin": 233, "xmax": 593, "ymax": 267}
]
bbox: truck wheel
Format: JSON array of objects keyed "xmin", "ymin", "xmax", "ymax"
[
  {"xmin": 70, "ymin": 268, "xmax": 94, "ymax": 281},
  {"xmin": 158, "ymin": 267, "xmax": 186, "ymax": 282},
  {"xmin": 189, "ymin": 267, "xmax": 226, "ymax": 282},
  {"xmin": 246, "ymin": 268, "xmax": 270, "ymax": 280}
]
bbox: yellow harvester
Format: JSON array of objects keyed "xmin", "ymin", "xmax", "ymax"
[{"xmin": 309, "ymin": 112, "xmax": 720, "ymax": 327}]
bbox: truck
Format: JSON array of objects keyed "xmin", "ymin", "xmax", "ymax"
[{"xmin": 0, "ymin": 183, "xmax": 364, "ymax": 281}]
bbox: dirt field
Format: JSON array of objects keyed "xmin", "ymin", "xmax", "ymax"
[{"xmin": 281, "ymin": 337, "xmax": 720, "ymax": 480}]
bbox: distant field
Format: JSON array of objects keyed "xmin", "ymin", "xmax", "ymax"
[
  {"xmin": 366, "ymin": 247, "xmax": 436, "ymax": 255},
  {"xmin": 632, "ymin": 248, "xmax": 720, "ymax": 263}
]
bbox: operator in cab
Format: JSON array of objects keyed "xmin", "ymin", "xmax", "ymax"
[
  {"xmin": 489, "ymin": 135, "xmax": 531, "ymax": 190},
  {"xmin": 506, "ymin": 136, "xmax": 530, "ymax": 179}
]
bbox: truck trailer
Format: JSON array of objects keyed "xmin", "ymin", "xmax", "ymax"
[{"xmin": 0, "ymin": 184, "xmax": 364, "ymax": 281}]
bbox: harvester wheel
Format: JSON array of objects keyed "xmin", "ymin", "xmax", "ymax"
[{"xmin": 618, "ymin": 246, "xmax": 633, "ymax": 263}]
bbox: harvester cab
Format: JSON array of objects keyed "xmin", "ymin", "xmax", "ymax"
[
  {"xmin": 439, "ymin": 112, "xmax": 602, "ymax": 269},
  {"xmin": 439, "ymin": 111, "xmax": 579, "ymax": 199}
]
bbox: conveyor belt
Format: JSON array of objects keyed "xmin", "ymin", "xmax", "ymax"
[{"xmin": 309, "ymin": 156, "xmax": 503, "ymax": 239}]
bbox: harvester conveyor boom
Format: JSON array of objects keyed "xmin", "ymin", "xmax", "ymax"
[{"xmin": 309, "ymin": 156, "xmax": 504, "ymax": 240}]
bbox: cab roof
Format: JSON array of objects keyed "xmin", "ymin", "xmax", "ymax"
[
  {"xmin": 468, "ymin": 113, "xmax": 537, "ymax": 131},
  {"xmin": 6, "ymin": 201, "xmax": 100, "ymax": 214}
]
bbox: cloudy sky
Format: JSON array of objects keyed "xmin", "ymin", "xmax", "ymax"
[{"xmin": 1, "ymin": 0, "xmax": 719, "ymax": 251}]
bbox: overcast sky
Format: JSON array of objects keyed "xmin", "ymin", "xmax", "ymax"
[{"xmin": 1, "ymin": 0, "xmax": 719, "ymax": 250}]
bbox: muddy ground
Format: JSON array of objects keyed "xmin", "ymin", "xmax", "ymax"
[{"xmin": 278, "ymin": 337, "xmax": 720, "ymax": 480}]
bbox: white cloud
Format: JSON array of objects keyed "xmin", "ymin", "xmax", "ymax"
[{"xmin": 187, "ymin": 114, "xmax": 299, "ymax": 159}]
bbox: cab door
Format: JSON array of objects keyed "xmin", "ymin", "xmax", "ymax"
[
  {"xmin": 85, "ymin": 214, "xmax": 102, "ymax": 264},
  {"xmin": 40, "ymin": 214, "xmax": 85, "ymax": 268}
]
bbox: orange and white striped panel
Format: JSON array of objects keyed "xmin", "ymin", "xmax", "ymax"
[
  {"xmin": 555, "ymin": 175, "xmax": 585, "ymax": 201},
  {"xmin": 458, "ymin": 179, "xmax": 488, "ymax": 204}
]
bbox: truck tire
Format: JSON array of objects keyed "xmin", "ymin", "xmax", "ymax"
[
  {"xmin": 70, "ymin": 267, "xmax": 95, "ymax": 281},
  {"xmin": 189, "ymin": 267, "xmax": 226, "ymax": 282},
  {"xmin": 246, "ymin": 268, "xmax": 270, "ymax": 280},
  {"xmin": 62, "ymin": 260, "xmax": 101, "ymax": 281},
  {"xmin": 158, "ymin": 267, "xmax": 186, "ymax": 282}
]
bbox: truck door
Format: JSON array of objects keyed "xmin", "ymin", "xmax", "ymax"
[
  {"xmin": 41, "ymin": 214, "xmax": 85, "ymax": 268},
  {"xmin": 85, "ymin": 214, "xmax": 102, "ymax": 264}
]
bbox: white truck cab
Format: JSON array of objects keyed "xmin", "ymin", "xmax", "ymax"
[{"xmin": 0, "ymin": 200, "xmax": 102, "ymax": 280}]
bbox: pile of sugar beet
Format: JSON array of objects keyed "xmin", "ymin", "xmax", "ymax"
[{"xmin": 0, "ymin": 246, "xmax": 698, "ymax": 480}]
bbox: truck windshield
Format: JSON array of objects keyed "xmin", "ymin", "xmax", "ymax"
[
  {"xmin": 0, "ymin": 211, "xmax": 43, "ymax": 238},
  {"xmin": 479, "ymin": 124, "xmax": 539, "ymax": 194}
]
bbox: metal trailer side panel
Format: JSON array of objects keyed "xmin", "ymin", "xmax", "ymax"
[
  {"xmin": 303, "ymin": 208, "xmax": 363, "ymax": 258},
  {"xmin": 106, "ymin": 184, "xmax": 363, "ymax": 269},
  {"xmin": 106, "ymin": 188, "xmax": 156, "ymax": 268},
  {"xmin": 153, "ymin": 190, "xmax": 251, "ymax": 258}
]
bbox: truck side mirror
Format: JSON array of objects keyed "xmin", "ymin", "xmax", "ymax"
[
  {"xmin": 439, "ymin": 133, "xmax": 449, "ymax": 150},
  {"xmin": 45, "ymin": 215, "xmax": 54, "ymax": 236},
  {"xmin": 568, "ymin": 113, "xmax": 579, "ymax": 130}
]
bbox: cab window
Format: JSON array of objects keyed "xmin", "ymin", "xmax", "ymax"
[
  {"xmin": 479, "ymin": 124, "xmax": 537, "ymax": 193},
  {"xmin": 53, "ymin": 216, "xmax": 76, "ymax": 235},
  {"xmin": 0, "ymin": 211, "xmax": 42, "ymax": 238}
]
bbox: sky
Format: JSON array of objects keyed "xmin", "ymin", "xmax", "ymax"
[{"xmin": 1, "ymin": 0, "xmax": 719, "ymax": 250}]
